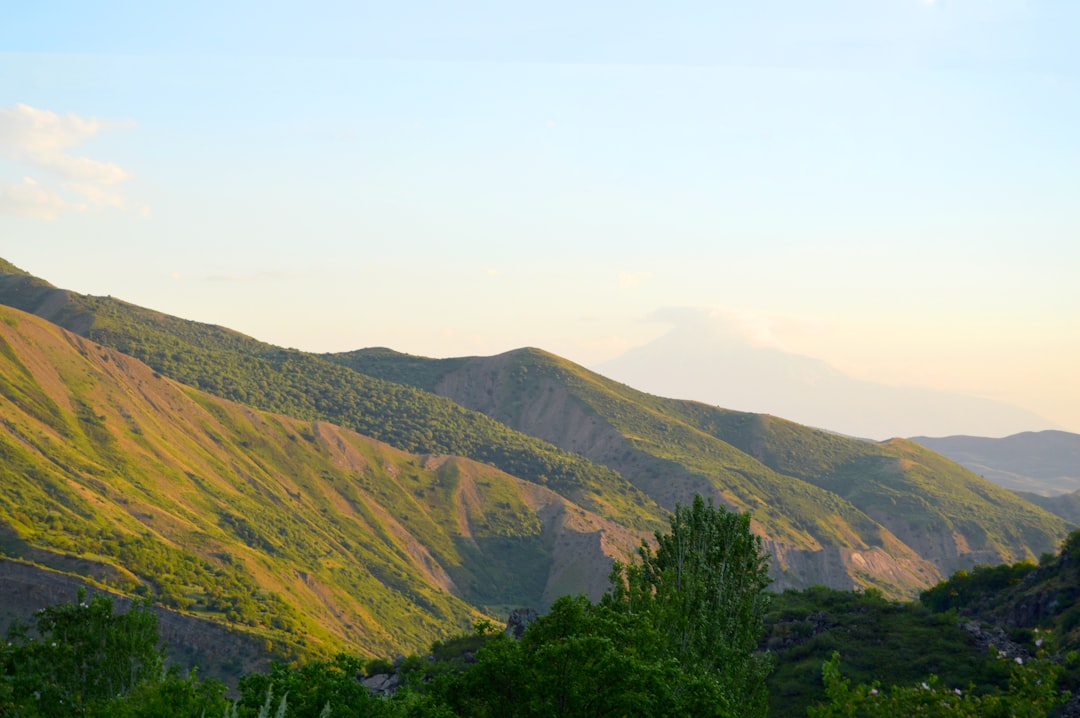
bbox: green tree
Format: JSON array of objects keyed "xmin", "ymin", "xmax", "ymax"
[
  {"xmin": 606, "ymin": 494, "xmax": 773, "ymax": 715},
  {"xmin": 236, "ymin": 654, "xmax": 374, "ymax": 718},
  {"xmin": 430, "ymin": 595, "xmax": 731, "ymax": 717},
  {"xmin": 2, "ymin": 589, "xmax": 163, "ymax": 715},
  {"xmin": 0, "ymin": 589, "xmax": 229, "ymax": 717}
]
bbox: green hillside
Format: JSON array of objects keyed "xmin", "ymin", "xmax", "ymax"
[
  {"xmin": 331, "ymin": 346, "xmax": 1070, "ymax": 596},
  {"xmin": 0, "ymin": 306, "xmax": 642, "ymax": 660},
  {"xmin": 0, "ymin": 268, "xmax": 661, "ymax": 534},
  {"xmin": 0, "ymin": 258, "xmax": 1068, "ymax": 605}
]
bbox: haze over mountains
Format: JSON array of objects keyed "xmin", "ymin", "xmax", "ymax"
[
  {"xmin": 912, "ymin": 431, "xmax": 1080, "ymax": 496},
  {"xmin": 595, "ymin": 307, "xmax": 1057, "ymax": 440},
  {"xmin": 0, "ymin": 257, "xmax": 1073, "ymax": 663}
]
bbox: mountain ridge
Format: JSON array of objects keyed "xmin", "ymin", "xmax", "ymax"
[
  {"xmin": 911, "ymin": 430, "xmax": 1080, "ymax": 496},
  {"xmin": 330, "ymin": 346, "xmax": 1069, "ymax": 592},
  {"xmin": 0, "ymin": 259, "xmax": 1071, "ymax": 653},
  {"xmin": 0, "ymin": 304, "xmax": 641, "ymax": 659}
]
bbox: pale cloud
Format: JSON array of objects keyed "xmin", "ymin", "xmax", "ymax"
[
  {"xmin": 0, "ymin": 104, "xmax": 131, "ymax": 184},
  {"xmin": 67, "ymin": 182, "xmax": 125, "ymax": 208},
  {"xmin": 0, "ymin": 103, "xmax": 136, "ymax": 219},
  {"xmin": 649, "ymin": 306, "xmax": 790, "ymax": 350},
  {"xmin": 617, "ymin": 270, "xmax": 653, "ymax": 290},
  {"xmin": 0, "ymin": 177, "xmax": 81, "ymax": 220},
  {"xmin": 483, "ymin": 267, "xmax": 502, "ymax": 278}
]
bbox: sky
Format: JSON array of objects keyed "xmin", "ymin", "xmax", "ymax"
[{"xmin": 1, "ymin": 0, "xmax": 1078, "ymax": 435}]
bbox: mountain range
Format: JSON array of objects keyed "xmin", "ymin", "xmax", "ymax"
[
  {"xmin": 0, "ymin": 257, "xmax": 1072, "ymax": 662},
  {"xmin": 911, "ymin": 431, "xmax": 1080, "ymax": 496}
]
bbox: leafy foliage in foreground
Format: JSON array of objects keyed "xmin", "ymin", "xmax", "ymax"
[
  {"xmin": 7, "ymin": 527, "xmax": 1078, "ymax": 717},
  {"xmin": 809, "ymin": 645, "xmax": 1067, "ymax": 717},
  {"xmin": 0, "ymin": 588, "xmax": 228, "ymax": 717},
  {"xmin": 3, "ymin": 496, "xmax": 773, "ymax": 717},
  {"xmin": 763, "ymin": 587, "xmax": 1012, "ymax": 717},
  {"xmin": 607, "ymin": 495, "xmax": 773, "ymax": 713},
  {"xmin": 427, "ymin": 595, "xmax": 736, "ymax": 717}
]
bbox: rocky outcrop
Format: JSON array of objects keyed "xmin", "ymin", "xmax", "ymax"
[
  {"xmin": 504, "ymin": 607, "xmax": 539, "ymax": 638},
  {"xmin": 361, "ymin": 670, "xmax": 401, "ymax": 697},
  {"xmin": 958, "ymin": 620, "xmax": 1029, "ymax": 662},
  {"xmin": 765, "ymin": 540, "xmax": 941, "ymax": 595}
]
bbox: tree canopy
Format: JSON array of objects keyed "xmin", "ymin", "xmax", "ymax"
[{"xmin": 606, "ymin": 494, "xmax": 773, "ymax": 715}]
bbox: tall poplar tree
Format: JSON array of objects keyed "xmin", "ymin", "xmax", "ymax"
[{"xmin": 606, "ymin": 495, "xmax": 773, "ymax": 716}]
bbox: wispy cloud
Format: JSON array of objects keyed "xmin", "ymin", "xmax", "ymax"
[
  {"xmin": 0, "ymin": 103, "xmax": 135, "ymax": 219},
  {"xmin": 650, "ymin": 306, "xmax": 793, "ymax": 351},
  {"xmin": 0, "ymin": 177, "xmax": 79, "ymax": 220}
]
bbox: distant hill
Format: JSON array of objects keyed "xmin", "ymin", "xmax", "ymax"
[
  {"xmin": 593, "ymin": 307, "xmax": 1056, "ymax": 440},
  {"xmin": 1015, "ymin": 490, "xmax": 1080, "ymax": 524},
  {"xmin": 911, "ymin": 431, "xmax": 1080, "ymax": 496},
  {"xmin": 330, "ymin": 346, "xmax": 1070, "ymax": 594}
]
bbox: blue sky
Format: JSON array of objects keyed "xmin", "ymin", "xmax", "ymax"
[{"xmin": 2, "ymin": 1, "xmax": 1078, "ymax": 434}]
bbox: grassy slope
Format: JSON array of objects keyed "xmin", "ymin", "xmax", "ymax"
[
  {"xmin": 660, "ymin": 407, "xmax": 1070, "ymax": 570},
  {"xmin": 0, "ymin": 306, "xmax": 641, "ymax": 660},
  {"xmin": 0, "ymin": 268, "xmax": 662, "ymax": 535},
  {"xmin": 332, "ymin": 347, "xmax": 1069, "ymax": 595}
]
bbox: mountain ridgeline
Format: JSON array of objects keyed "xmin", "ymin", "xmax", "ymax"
[
  {"xmin": 0, "ymin": 303, "xmax": 642, "ymax": 661},
  {"xmin": 329, "ymin": 347, "xmax": 1070, "ymax": 592},
  {"xmin": 911, "ymin": 431, "xmax": 1080, "ymax": 496},
  {"xmin": 0, "ymin": 258, "xmax": 1073, "ymax": 661}
]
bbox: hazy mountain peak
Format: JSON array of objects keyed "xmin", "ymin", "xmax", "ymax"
[{"xmin": 598, "ymin": 307, "xmax": 1056, "ymax": 440}]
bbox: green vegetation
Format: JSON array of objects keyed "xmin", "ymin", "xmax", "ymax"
[
  {"xmin": 1, "ymin": 588, "xmax": 229, "ymax": 717},
  {"xmin": 0, "ymin": 305, "xmax": 645, "ymax": 661},
  {"xmin": 765, "ymin": 530, "xmax": 1080, "ymax": 715},
  {"xmin": 763, "ymin": 587, "xmax": 1012, "ymax": 716},
  {"xmin": 8, "ymin": 505, "xmax": 1076, "ymax": 717},
  {"xmin": 920, "ymin": 528, "xmax": 1080, "ymax": 656},
  {"xmin": 607, "ymin": 495, "xmax": 772, "ymax": 714},
  {"xmin": 810, "ymin": 646, "xmax": 1067, "ymax": 717},
  {"xmin": 0, "ymin": 273, "xmax": 659, "ymax": 532},
  {"xmin": 5, "ymin": 496, "xmax": 774, "ymax": 717},
  {"xmin": 336, "ymin": 346, "xmax": 1069, "ymax": 596}
]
